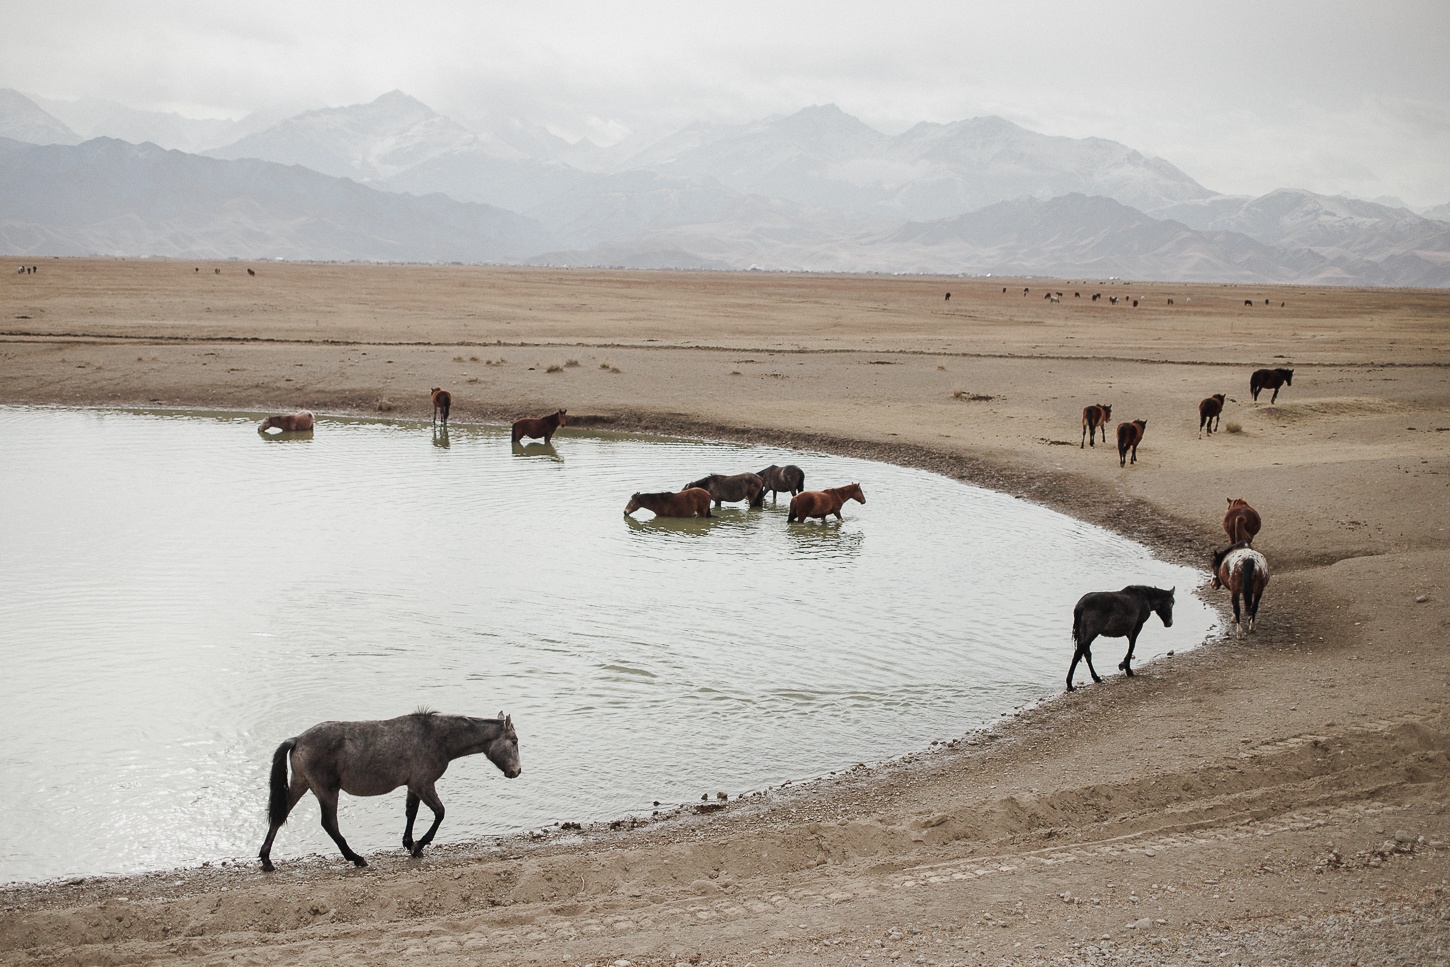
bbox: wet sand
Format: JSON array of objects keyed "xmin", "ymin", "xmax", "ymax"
[{"xmin": 2, "ymin": 260, "xmax": 1449, "ymax": 965}]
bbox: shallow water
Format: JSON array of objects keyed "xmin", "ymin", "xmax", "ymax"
[{"xmin": 0, "ymin": 407, "xmax": 1216, "ymax": 883}]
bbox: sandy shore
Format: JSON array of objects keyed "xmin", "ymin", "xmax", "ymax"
[{"xmin": 3, "ymin": 259, "xmax": 1449, "ymax": 965}]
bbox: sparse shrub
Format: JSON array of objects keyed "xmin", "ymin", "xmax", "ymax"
[
  {"xmin": 1226, "ymin": 422, "xmax": 1243, "ymax": 434},
  {"xmin": 937, "ymin": 365, "xmax": 946, "ymax": 371},
  {"xmin": 952, "ymin": 389, "xmax": 994, "ymax": 401},
  {"xmin": 600, "ymin": 361, "xmax": 612, "ymax": 370},
  {"xmin": 453, "ymin": 355, "xmax": 465, "ymax": 362},
  {"xmin": 730, "ymin": 370, "xmax": 742, "ymax": 376},
  {"xmin": 546, "ymin": 364, "xmax": 563, "ymax": 373},
  {"xmin": 564, "ymin": 359, "xmax": 580, "ymax": 368},
  {"xmin": 608, "ymin": 366, "xmax": 622, "ymax": 374},
  {"xmin": 469, "ymin": 355, "xmax": 481, "ymax": 362},
  {"xmin": 376, "ymin": 398, "xmax": 396, "ymax": 412}
]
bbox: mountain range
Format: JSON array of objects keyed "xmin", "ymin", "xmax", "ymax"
[{"xmin": 3, "ymin": 88, "xmax": 1447, "ymax": 285}]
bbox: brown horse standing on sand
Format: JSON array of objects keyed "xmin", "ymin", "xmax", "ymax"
[
  {"xmin": 430, "ymin": 388, "xmax": 452, "ymax": 426},
  {"xmin": 1081, "ymin": 404, "xmax": 1112, "ymax": 448},
  {"xmin": 1250, "ymin": 368, "xmax": 1294, "ymax": 403},
  {"xmin": 758, "ymin": 464, "xmax": 806, "ymax": 499},
  {"xmin": 788, "ymin": 483, "xmax": 865, "ymax": 523},
  {"xmin": 512, "ymin": 409, "xmax": 566, "ymax": 444},
  {"xmin": 259, "ymin": 411, "xmax": 314, "ymax": 433},
  {"xmin": 1116, "ymin": 419, "xmax": 1146, "ymax": 467},
  {"xmin": 685, "ymin": 472, "xmax": 765, "ymax": 508},
  {"xmin": 1223, "ymin": 497, "xmax": 1262, "ymax": 545},
  {"xmin": 1211, "ymin": 544, "xmax": 1270, "ymax": 636},
  {"xmin": 1198, "ymin": 394, "xmax": 1225, "ymax": 437},
  {"xmin": 625, "ymin": 488, "xmax": 713, "ymax": 518}
]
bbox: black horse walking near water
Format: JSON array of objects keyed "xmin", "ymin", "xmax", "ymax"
[
  {"xmin": 258, "ymin": 711, "xmax": 521, "ymax": 871},
  {"xmin": 1067, "ymin": 586, "xmax": 1174, "ymax": 691}
]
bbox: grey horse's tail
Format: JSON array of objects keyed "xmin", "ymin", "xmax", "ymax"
[{"xmin": 268, "ymin": 739, "xmax": 297, "ymax": 827}]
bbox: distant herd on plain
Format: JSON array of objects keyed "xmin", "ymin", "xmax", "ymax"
[{"xmin": 253, "ymin": 353, "xmax": 1292, "ymax": 871}]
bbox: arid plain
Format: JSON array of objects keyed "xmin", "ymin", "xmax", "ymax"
[{"xmin": 3, "ymin": 260, "xmax": 1449, "ymax": 965}]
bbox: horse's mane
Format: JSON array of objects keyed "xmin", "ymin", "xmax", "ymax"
[
  {"xmin": 637, "ymin": 490, "xmax": 682, "ymax": 499},
  {"xmin": 1121, "ymin": 584, "xmax": 1171, "ymax": 596}
]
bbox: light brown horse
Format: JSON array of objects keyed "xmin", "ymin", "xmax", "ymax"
[
  {"xmin": 1223, "ymin": 497, "xmax": 1262, "ymax": 545},
  {"xmin": 1116, "ymin": 419, "xmax": 1146, "ymax": 467},
  {"xmin": 512, "ymin": 409, "xmax": 566, "ymax": 444},
  {"xmin": 1211, "ymin": 544, "xmax": 1270, "ymax": 636},
  {"xmin": 788, "ymin": 483, "xmax": 865, "ymax": 523},
  {"xmin": 258, "ymin": 410, "xmax": 314, "ymax": 433},
  {"xmin": 625, "ymin": 488, "xmax": 712, "ymax": 518},
  {"xmin": 1198, "ymin": 393, "xmax": 1225, "ymax": 437},
  {"xmin": 430, "ymin": 387, "xmax": 452, "ymax": 426},
  {"xmin": 1081, "ymin": 403, "xmax": 1112, "ymax": 448}
]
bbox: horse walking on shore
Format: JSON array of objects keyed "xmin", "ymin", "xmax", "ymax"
[
  {"xmin": 625, "ymin": 488, "xmax": 713, "ymax": 518},
  {"xmin": 758, "ymin": 464, "xmax": 806, "ymax": 499},
  {"xmin": 1198, "ymin": 394, "xmax": 1225, "ymax": 437},
  {"xmin": 1067, "ymin": 586, "xmax": 1175, "ymax": 691},
  {"xmin": 1212, "ymin": 544, "xmax": 1270, "ymax": 636},
  {"xmin": 788, "ymin": 483, "xmax": 865, "ymax": 523},
  {"xmin": 258, "ymin": 411, "xmax": 314, "ymax": 433},
  {"xmin": 685, "ymin": 472, "xmax": 765, "ymax": 508},
  {"xmin": 1116, "ymin": 419, "xmax": 1146, "ymax": 467},
  {"xmin": 258, "ymin": 711, "xmax": 521, "ymax": 871},
  {"xmin": 512, "ymin": 409, "xmax": 566, "ymax": 444},
  {"xmin": 1081, "ymin": 403, "xmax": 1112, "ymax": 448},
  {"xmin": 430, "ymin": 387, "xmax": 452, "ymax": 426},
  {"xmin": 1223, "ymin": 497, "xmax": 1262, "ymax": 545},
  {"xmin": 1250, "ymin": 368, "xmax": 1294, "ymax": 404}
]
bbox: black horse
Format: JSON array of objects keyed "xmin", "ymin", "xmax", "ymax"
[
  {"xmin": 1250, "ymin": 368, "xmax": 1294, "ymax": 403},
  {"xmin": 758, "ymin": 464, "xmax": 806, "ymax": 500},
  {"xmin": 1067, "ymin": 586, "xmax": 1175, "ymax": 691}
]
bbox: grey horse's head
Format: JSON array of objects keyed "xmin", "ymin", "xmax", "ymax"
[{"xmin": 488, "ymin": 712, "xmax": 522, "ymax": 779}]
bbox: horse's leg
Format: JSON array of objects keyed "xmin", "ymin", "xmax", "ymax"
[
  {"xmin": 315, "ymin": 788, "xmax": 367, "ymax": 867},
  {"xmin": 1231, "ymin": 590, "xmax": 1243, "ymax": 638},
  {"xmin": 1271, "ymin": 386, "xmax": 1279, "ymax": 404},
  {"xmin": 258, "ymin": 779, "xmax": 310, "ymax": 872},
  {"xmin": 410, "ymin": 782, "xmax": 446, "ymax": 856},
  {"xmin": 1066, "ymin": 646, "xmax": 1084, "ymax": 691},
  {"xmin": 1081, "ymin": 423, "xmax": 1087, "ymax": 448},
  {"xmin": 402, "ymin": 791, "xmax": 421, "ymax": 852},
  {"xmin": 1082, "ymin": 644, "xmax": 1102, "ymax": 683},
  {"xmin": 1120, "ymin": 620, "xmax": 1146, "ymax": 675}
]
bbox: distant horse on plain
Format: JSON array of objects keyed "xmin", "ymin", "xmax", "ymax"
[
  {"xmin": 1067, "ymin": 585, "xmax": 1175, "ymax": 691},
  {"xmin": 1223, "ymin": 497, "xmax": 1262, "ymax": 545},
  {"xmin": 758, "ymin": 464, "xmax": 806, "ymax": 499},
  {"xmin": 258, "ymin": 711, "xmax": 521, "ymax": 871},
  {"xmin": 1212, "ymin": 544, "xmax": 1270, "ymax": 636},
  {"xmin": 1250, "ymin": 368, "xmax": 1294, "ymax": 404},
  {"xmin": 788, "ymin": 483, "xmax": 865, "ymax": 523},
  {"xmin": 512, "ymin": 409, "xmax": 566, "ymax": 444},
  {"xmin": 1198, "ymin": 394, "xmax": 1226, "ymax": 437},
  {"xmin": 1081, "ymin": 404, "xmax": 1112, "ymax": 448},
  {"xmin": 258, "ymin": 411, "xmax": 314, "ymax": 433},
  {"xmin": 1116, "ymin": 419, "xmax": 1146, "ymax": 467},
  {"xmin": 685, "ymin": 472, "xmax": 765, "ymax": 508},
  {"xmin": 430, "ymin": 387, "xmax": 452, "ymax": 426},
  {"xmin": 625, "ymin": 488, "xmax": 713, "ymax": 518}
]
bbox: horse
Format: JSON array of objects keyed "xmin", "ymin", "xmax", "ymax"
[
  {"xmin": 258, "ymin": 711, "xmax": 520, "ymax": 871},
  {"xmin": 1116, "ymin": 419, "xmax": 1146, "ymax": 467},
  {"xmin": 758, "ymin": 464, "xmax": 806, "ymax": 499},
  {"xmin": 1211, "ymin": 544, "xmax": 1270, "ymax": 636},
  {"xmin": 1081, "ymin": 403, "xmax": 1112, "ymax": 448},
  {"xmin": 1223, "ymin": 497, "xmax": 1262, "ymax": 545},
  {"xmin": 1250, "ymin": 368, "xmax": 1294, "ymax": 403},
  {"xmin": 1198, "ymin": 393, "xmax": 1226, "ymax": 437},
  {"xmin": 685, "ymin": 472, "xmax": 765, "ymax": 508},
  {"xmin": 258, "ymin": 411, "xmax": 314, "ymax": 433},
  {"xmin": 625, "ymin": 488, "xmax": 712, "ymax": 518},
  {"xmin": 512, "ymin": 409, "xmax": 566, "ymax": 444},
  {"xmin": 1067, "ymin": 585, "xmax": 1175, "ymax": 691},
  {"xmin": 788, "ymin": 483, "xmax": 865, "ymax": 523},
  {"xmin": 247, "ymin": 268, "xmax": 256, "ymax": 277},
  {"xmin": 430, "ymin": 387, "xmax": 452, "ymax": 426}
]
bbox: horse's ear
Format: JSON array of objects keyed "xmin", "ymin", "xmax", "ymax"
[
  {"xmin": 1170, "ymin": 586, "xmax": 1176, "ymax": 596},
  {"xmin": 504, "ymin": 714, "xmax": 513, "ymax": 730}
]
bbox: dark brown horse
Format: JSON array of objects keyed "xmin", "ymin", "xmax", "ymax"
[
  {"xmin": 1067, "ymin": 585, "xmax": 1174, "ymax": 691},
  {"xmin": 685, "ymin": 472, "xmax": 765, "ymax": 508},
  {"xmin": 1198, "ymin": 394, "xmax": 1225, "ymax": 437},
  {"xmin": 758, "ymin": 464, "xmax": 806, "ymax": 499},
  {"xmin": 512, "ymin": 409, "xmax": 566, "ymax": 444},
  {"xmin": 625, "ymin": 488, "xmax": 712, "ymax": 518},
  {"xmin": 1250, "ymin": 368, "xmax": 1294, "ymax": 403},
  {"xmin": 1223, "ymin": 497, "xmax": 1262, "ymax": 545},
  {"xmin": 1116, "ymin": 419, "xmax": 1146, "ymax": 467},
  {"xmin": 1211, "ymin": 544, "xmax": 1270, "ymax": 636},
  {"xmin": 258, "ymin": 410, "xmax": 314, "ymax": 433},
  {"xmin": 430, "ymin": 387, "xmax": 452, "ymax": 426},
  {"xmin": 1081, "ymin": 403, "xmax": 1112, "ymax": 448},
  {"xmin": 788, "ymin": 483, "xmax": 865, "ymax": 523}
]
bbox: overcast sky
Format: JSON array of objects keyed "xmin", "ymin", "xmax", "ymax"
[{"xmin": 5, "ymin": 0, "xmax": 1448, "ymax": 206}]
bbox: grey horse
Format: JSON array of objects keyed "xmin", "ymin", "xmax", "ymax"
[
  {"xmin": 1067, "ymin": 586, "xmax": 1174, "ymax": 691},
  {"xmin": 685, "ymin": 472, "xmax": 765, "ymax": 508},
  {"xmin": 758, "ymin": 464, "xmax": 806, "ymax": 499},
  {"xmin": 259, "ymin": 710, "xmax": 521, "ymax": 871}
]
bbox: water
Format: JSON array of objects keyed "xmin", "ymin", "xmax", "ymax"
[{"xmin": 0, "ymin": 407, "xmax": 1216, "ymax": 883}]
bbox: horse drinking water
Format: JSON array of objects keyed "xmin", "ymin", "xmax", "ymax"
[
  {"xmin": 258, "ymin": 710, "xmax": 521, "ymax": 871},
  {"xmin": 1211, "ymin": 544, "xmax": 1270, "ymax": 637},
  {"xmin": 1081, "ymin": 404, "xmax": 1112, "ymax": 448},
  {"xmin": 1223, "ymin": 497, "xmax": 1262, "ymax": 545},
  {"xmin": 512, "ymin": 409, "xmax": 566, "ymax": 444},
  {"xmin": 1067, "ymin": 586, "xmax": 1175, "ymax": 691},
  {"xmin": 758, "ymin": 464, "xmax": 806, "ymax": 499},
  {"xmin": 1250, "ymin": 368, "xmax": 1294, "ymax": 403},
  {"xmin": 1198, "ymin": 394, "xmax": 1226, "ymax": 437},
  {"xmin": 625, "ymin": 488, "xmax": 713, "ymax": 518},
  {"xmin": 788, "ymin": 483, "xmax": 865, "ymax": 523},
  {"xmin": 685, "ymin": 472, "xmax": 765, "ymax": 508},
  {"xmin": 258, "ymin": 411, "xmax": 314, "ymax": 433},
  {"xmin": 1116, "ymin": 419, "xmax": 1146, "ymax": 467}
]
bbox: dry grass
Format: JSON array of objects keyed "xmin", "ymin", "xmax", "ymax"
[
  {"xmin": 546, "ymin": 364, "xmax": 564, "ymax": 374},
  {"xmin": 564, "ymin": 359, "xmax": 581, "ymax": 368},
  {"xmin": 1226, "ymin": 422, "xmax": 1243, "ymax": 433},
  {"xmin": 376, "ymin": 398, "xmax": 396, "ymax": 412},
  {"xmin": 953, "ymin": 389, "xmax": 994, "ymax": 401}
]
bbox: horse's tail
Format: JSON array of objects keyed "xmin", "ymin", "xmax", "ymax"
[
  {"xmin": 1071, "ymin": 605, "xmax": 1083, "ymax": 653},
  {"xmin": 268, "ymin": 739, "xmax": 297, "ymax": 827},
  {"xmin": 1239, "ymin": 556, "xmax": 1256, "ymax": 601}
]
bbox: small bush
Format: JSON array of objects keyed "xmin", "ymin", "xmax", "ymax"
[
  {"xmin": 546, "ymin": 364, "xmax": 564, "ymax": 374},
  {"xmin": 1226, "ymin": 422, "xmax": 1243, "ymax": 434},
  {"xmin": 453, "ymin": 355, "xmax": 465, "ymax": 362},
  {"xmin": 730, "ymin": 370, "xmax": 742, "ymax": 376},
  {"xmin": 376, "ymin": 398, "xmax": 396, "ymax": 412},
  {"xmin": 564, "ymin": 359, "xmax": 580, "ymax": 368}
]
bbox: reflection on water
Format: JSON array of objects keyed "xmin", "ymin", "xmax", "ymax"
[
  {"xmin": 432, "ymin": 426, "xmax": 451, "ymax": 449},
  {"xmin": 258, "ymin": 429, "xmax": 313, "ymax": 443},
  {"xmin": 512, "ymin": 441, "xmax": 560, "ymax": 460},
  {"xmin": 0, "ymin": 406, "xmax": 1216, "ymax": 883}
]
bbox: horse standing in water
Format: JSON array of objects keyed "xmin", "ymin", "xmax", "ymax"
[
  {"xmin": 512, "ymin": 409, "xmax": 566, "ymax": 444},
  {"xmin": 1250, "ymin": 368, "xmax": 1294, "ymax": 403},
  {"xmin": 258, "ymin": 711, "xmax": 521, "ymax": 871},
  {"xmin": 1212, "ymin": 544, "xmax": 1270, "ymax": 636},
  {"xmin": 258, "ymin": 411, "xmax": 314, "ymax": 433},
  {"xmin": 430, "ymin": 387, "xmax": 452, "ymax": 426},
  {"xmin": 788, "ymin": 483, "xmax": 865, "ymax": 523},
  {"xmin": 1080, "ymin": 403, "xmax": 1112, "ymax": 448},
  {"xmin": 758, "ymin": 464, "xmax": 806, "ymax": 500},
  {"xmin": 685, "ymin": 472, "xmax": 765, "ymax": 508},
  {"xmin": 1116, "ymin": 419, "xmax": 1147, "ymax": 467},
  {"xmin": 1198, "ymin": 394, "xmax": 1226, "ymax": 437},
  {"xmin": 1223, "ymin": 497, "xmax": 1262, "ymax": 545},
  {"xmin": 1067, "ymin": 586, "xmax": 1175, "ymax": 691},
  {"xmin": 625, "ymin": 488, "xmax": 713, "ymax": 518}
]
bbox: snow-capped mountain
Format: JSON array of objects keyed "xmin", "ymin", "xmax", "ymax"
[
  {"xmin": 31, "ymin": 94, "xmax": 276, "ymax": 154},
  {"xmin": 0, "ymin": 89, "xmax": 81, "ymax": 146}
]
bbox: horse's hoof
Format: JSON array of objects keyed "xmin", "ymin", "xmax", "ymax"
[
  {"xmin": 260, "ymin": 859, "xmax": 275, "ymax": 872},
  {"xmin": 353, "ymin": 857, "xmax": 368, "ymax": 868}
]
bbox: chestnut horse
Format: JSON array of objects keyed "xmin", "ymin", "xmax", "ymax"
[
  {"xmin": 1067, "ymin": 585, "xmax": 1174, "ymax": 691},
  {"xmin": 625, "ymin": 488, "xmax": 712, "ymax": 518},
  {"xmin": 1211, "ymin": 543, "xmax": 1270, "ymax": 636},
  {"xmin": 1223, "ymin": 497, "xmax": 1262, "ymax": 545},
  {"xmin": 512, "ymin": 409, "xmax": 566, "ymax": 444},
  {"xmin": 1198, "ymin": 393, "xmax": 1225, "ymax": 437},
  {"xmin": 430, "ymin": 387, "xmax": 452, "ymax": 426},
  {"xmin": 1116, "ymin": 419, "xmax": 1146, "ymax": 467},
  {"xmin": 1081, "ymin": 403, "xmax": 1112, "ymax": 448},
  {"xmin": 758, "ymin": 464, "xmax": 806, "ymax": 499},
  {"xmin": 259, "ymin": 411, "xmax": 314, "ymax": 433},
  {"xmin": 788, "ymin": 483, "xmax": 865, "ymax": 523},
  {"xmin": 1250, "ymin": 368, "xmax": 1294, "ymax": 403},
  {"xmin": 685, "ymin": 472, "xmax": 764, "ymax": 508}
]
